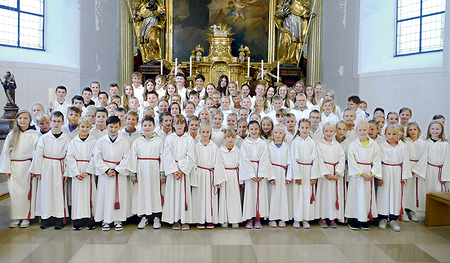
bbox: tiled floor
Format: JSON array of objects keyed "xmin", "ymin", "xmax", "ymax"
[{"xmin": 0, "ymin": 197, "xmax": 448, "ymax": 263}]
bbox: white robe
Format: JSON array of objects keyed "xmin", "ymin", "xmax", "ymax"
[
  {"xmin": 404, "ymin": 138, "xmax": 428, "ymax": 212},
  {"xmin": 211, "ymin": 127, "xmax": 225, "ymax": 147},
  {"xmin": 66, "ymin": 135, "xmax": 97, "ymax": 220},
  {"xmin": 268, "ymin": 142, "xmax": 291, "ymax": 221},
  {"xmin": 287, "ymin": 136, "xmax": 315, "ymax": 221},
  {"xmin": 0, "ymin": 129, "xmax": 39, "ymax": 220},
  {"xmin": 425, "ymin": 139, "xmax": 450, "ymax": 193},
  {"xmin": 61, "ymin": 124, "xmax": 80, "ymax": 140},
  {"xmin": 310, "ymin": 128, "xmax": 323, "ymax": 142},
  {"xmin": 90, "ymin": 126, "xmax": 108, "ymax": 140},
  {"xmin": 93, "ymin": 134, "xmax": 130, "ymax": 223},
  {"xmin": 239, "ymin": 137, "xmax": 273, "ymax": 221},
  {"xmin": 377, "ymin": 140, "xmax": 411, "ymax": 216},
  {"xmin": 218, "ymin": 145, "xmax": 243, "ymax": 224},
  {"xmin": 312, "ymin": 138, "xmax": 346, "ymax": 222},
  {"xmin": 128, "ymin": 135, "xmax": 164, "ymax": 216},
  {"xmin": 162, "ymin": 133, "xmax": 195, "ymax": 224},
  {"xmin": 191, "ymin": 141, "xmax": 227, "ymax": 224},
  {"xmin": 346, "ymin": 138, "xmax": 382, "ymax": 222},
  {"xmin": 291, "ymin": 108, "xmax": 311, "ymax": 122},
  {"xmin": 321, "ymin": 112, "xmax": 339, "ymax": 126},
  {"xmin": 29, "ymin": 132, "xmax": 71, "ymax": 219}
]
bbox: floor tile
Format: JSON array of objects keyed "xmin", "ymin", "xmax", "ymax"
[
  {"xmin": 321, "ymin": 228, "xmax": 372, "ymax": 244},
  {"xmin": 170, "ymin": 230, "xmax": 212, "ymax": 245},
  {"xmin": 128, "ymin": 228, "xmax": 173, "ymax": 245},
  {"xmin": 43, "ymin": 229, "xmax": 95, "ymax": 245},
  {"xmin": 0, "ymin": 229, "xmax": 54, "ymax": 244},
  {"xmin": 253, "ymin": 245, "xmax": 304, "ymax": 263},
  {"xmin": 84, "ymin": 229, "xmax": 134, "ymax": 245},
  {"xmin": 286, "ymin": 229, "xmax": 333, "ymax": 244},
  {"xmin": 115, "ymin": 245, "xmax": 170, "ymax": 262},
  {"xmin": 428, "ymin": 227, "xmax": 450, "ymax": 242},
  {"xmin": 362, "ymin": 229, "xmax": 449, "ymax": 244},
  {"xmin": 212, "ymin": 245, "xmax": 258, "ymax": 263},
  {"xmin": 68, "ymin": 244, "xmax": 126, "ymax": 263},
  {"xmin": 165, "ymin": 245, "xmax": 212, "ymax": 263},
  {"xmin": 336, "ymin": 244, "xmax": 396, "ymax": 263},
  {"xmin": 415, "ymin": 243, "xmax": 450, "ymax": 262},
  {"xmin": 248, "ymin": 229, "xmax": 293, "ymax": 245},
  {"xmin": 210, "ymin": 228, "xmax": 252, "ymax": 245},
  {"xmin": 295, "ymin": 244, "xmax": 350, "ymax": 263},
  {"xmin": 376, "ymin": 244, "xmax": 438, "ymax": 262},
  {"xmin": 21, "ymin": 244, "xmax": 82, "ymax": 263},
  {"xmin": 0, "ymin": 244, "xmax": 40, "ymax": 263}
]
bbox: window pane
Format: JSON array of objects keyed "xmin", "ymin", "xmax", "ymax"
[
  {"xmin": 397, "ymin": 19, "xmax": 420, "ymax": 55},
  {"xmin": 0, "ymin": 8, "xmax": 18, "ymax": 46},
  {"xmin": 20, "ymin": 13, "xmax": 43, "ymax": 49},
  {"xmin": 398, "ymin": 0, "xmax": 420, "ymax": 20},
  {"xmin": 0, "ymin": 0, "xmax": 17, "ymax": 9},
  {"xmin": 422, "ymin": 13, "xmax": 445, "ymax": 52},
  {"xmin": 422, "ymin": 0, "xmax": 445, "ymax": 16}
]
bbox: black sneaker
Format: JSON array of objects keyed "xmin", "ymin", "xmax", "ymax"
[
  {"xmin": 348, "ymin": 219, "xmax": 359, "ymax": 230},
  {"xmin": 40, "ymin": 219, "xmax": 53, "ymax": 229},
  {"xmin": 360, "ymin": 222, "xmax": 369, "ymax": 231},
  {"xmin": 87, "ymin": 220, "xmax": 96, "ymax": 230},
  {"xmin": 55, "ymin": 220, "xmax": 65, "ymax": 230},
  {"xmin": 72, "ymin": 225, "xmax": 82, "ymax": 231}
]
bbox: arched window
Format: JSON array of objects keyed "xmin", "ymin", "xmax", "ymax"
[
  {"xmin": 396, "ymin": 0, "xmax": 445, "ymax": 56},
  {"xmin": 0, "ymin": 0, "xmax": 45, "ymax": 50}
]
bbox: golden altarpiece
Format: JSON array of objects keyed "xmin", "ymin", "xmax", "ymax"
[{"xmin": 118, "ymin": 0, "xmax": 323, "ymax": 90}]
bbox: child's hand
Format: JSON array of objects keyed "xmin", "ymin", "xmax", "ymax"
[
  {"xmin": 160, "ymin": 178, "xmax": 166, "ymax": 184},
  {"xmin": 295, "ymin": 179, "xmax": 302, "ymax": 185},
  {"xmin": 269, "ymin": 180, "xmax": 276, "ymax": 186},
  {"xmin": 63, "ymin": 176, "xmax": 69, "ymax": 182},
  {"xmin": 441, "ymin": 181, "xmax": 447, "ymax": 184},
  {"xmin": 4, "ymin": 173, "xmax": 10, "ymax": 179},
  {"xmin": 311, "ymin": 179, "xmax": 317, "ymax": 185},
  {"xmin": 401, "ymin": 179, "xmax": 407, "ymax": 185},
  {"xmin": 286, "ymin": 180, "xmax": 291, "ymax": 185},
  {"xmin": 361, "ymin": 173, "xmax": 371, "ymax": 181},
  {"xmin": 132, "ymin": 179, "xmax": 138, "ymax": 183},
  {"xmin": 34, "ymin": 174, "xmax": 41, "ymax": 180},
  {"xmin": 216, "ymin": 183, "xmax": 221, "ymax": 189},
  {"xmin": 76, "ymin": 175, "xmax": 84, "ymax": 180},
  {"xmin": 377, "ymin": 179, "xmax": 383, "ymax": 186},
  {"xmin": 333, "ymin": 174, "xmax": 340, "ymax": 181},
  {"xmin": 325, "ymin": 174, "xmax": 333, "ymax": 181}
]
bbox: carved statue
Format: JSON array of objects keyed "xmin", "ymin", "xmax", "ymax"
[
  {"xmin": 274, "ymin": 0, "xmax": 314, "ymax": 65},
  {"xmin": 130, "ymin": 0, "xmax": 166, "ymax": 64},
  {"xmin": 191, "ymin": 45, "xmax": 204, "ymax": 62},
  {"xmin": 238, "ymin": 45, "xmax": 250, "ymax": 63},
  {"xmin": 1, "ymin": 71, "xmax": 16, "ymax": 105}
]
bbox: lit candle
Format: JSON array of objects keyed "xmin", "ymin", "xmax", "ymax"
[
  {"xmin": 247, "ymin": 57, "xmax": 250, "ymax": 77},
  {"xmin": 261, "ymin": 60, "xmax": 264, "ymax": 81},
  {"xmin": 236, "ymin": 80, "xmax": 239, "ymax": 87},
  {"xmin": 175, "ymin": 58, "xmax": 177, "ymax": 76},
  {"xmin": 277, "ymin": 62, "xmax": 280, "ymax": 82},
  {"xmin": 189, "ymin": 57, "xmax": 192, "ymax": 77},
  {"xmin": 160, "ymin": 60, "xmax": 163, "ymax": 75}
]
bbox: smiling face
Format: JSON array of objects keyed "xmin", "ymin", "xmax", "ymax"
[
  {"xmin": 200, "ymin": 125, "xmax": 212, "ymax": 140},
  {"xmin": 298, "ymin": 121, "xmax": 311, "ymax": 138},
  {"xmin": 174, "ymin": 120, "xmax": 186, "ymax": 135},
  {"xmin": 336, "ymin": 123, "xmax": 347, "ymax": 138},
  {"xmin": 429, "ymin": 123, "xmax": 443, "ymax": 140},
  {"xmin": 242, "ymin": 97, "xmax": 251, "ymax": 109},
  {"xmin": 399, "ymin": 110, "xmax": 411, "ymax": 124},
  {"xmin": 17, "ymin": 112, "xmax": 31, "ymax": 130},
  {"xmin": 142, "ymin": 120, "xmax": 155, "ymax": 136},
  {"xmin": 248, "ymin": 123, "xmax": 260, "ymax": 139},
  {"xmin": 261, "ymin": 119, "xmax": 272, "ymax": 134},
  {"xmin": 407, "ymin": 124, "xmax": 419, "ymax": 140},
  {"xmin": 356, "ymin": 122, "xmax": 369, "ymax": 140},
  {"xmin": 323, "ymin": 125, "xmax": 335, "ymax": 141},
  {"xmin": 79, "ymin": 121, "xmax": 92, "ymax": 137},
  {"xmin": 227, "ymin": 115, "xmax": 237, "ymax": 129},
  {"xmin": 107, "ymin": 122, "xmax": 120, "ymax": 136},
  {"xmin": 385, "ymin": 127, "xmax": 399, "ymax": 145},
  {"xmin": 273, "ymin": 126, "xmax": 285, "ymax": 142},
  {"xmin": 368, "ymin": 123, "xmax": 379, "ymax": 139}
]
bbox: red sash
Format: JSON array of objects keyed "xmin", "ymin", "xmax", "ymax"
[
  {"xmin": 297, "ymin": 161, "xmax": 315, "ymax": 204},
  {"xmin": 225, "ymin": 167, "xmax": 240, "ymax": 191},
  {"xmin": 324, "ymin": 161, "xmax": 340, "ymax": 210},
  {"xmin": 104, "ymin": 159, "xmax": 121, "ymax": 210},
  {"xmin": 428, "ymin": 162, "xmax": 446, "ymax": 192}
]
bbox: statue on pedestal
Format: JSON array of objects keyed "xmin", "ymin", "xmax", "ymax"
[
  {"xmin": 238, "ymin": 45, "xmax": 250, "ymax": 63},
  {"xmin": 191, "ymin": 45, "xmax": 204, "ymax": 62},
  {"xmin": 274, "ymin": 0, "xmax": 315, "ymax": 65},
  {"xmin": 0, "ymin": 71, "xmax": 19, "ymax": 139},
  {"xmin": 1, "ymin": 71, "xmax": 16, "ymax": 105},
  {"xmin": 130, "ymin": 0, "xmax": 166, "ymax": 64}
]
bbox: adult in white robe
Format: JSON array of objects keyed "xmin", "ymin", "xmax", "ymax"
[
  {"xmin": 404, "ymin": 138, "xmax": 428, "ymax": 213},
  {"xmin": 268, "ymin": 141, "xmax": 291, "ymax": 222}
]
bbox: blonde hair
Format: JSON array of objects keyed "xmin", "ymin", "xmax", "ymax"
[
  {"xmin": 199, "ymin": 122, "xmax": 212, "ymax": 139},
  {"xmin": 122, "ymin": 84, "xmax": 134, "ymax": 112},
  {"xmin": 320, "ymin": 98, "xmax": 334, "ymax": 113},
  {"xmin": 78, "ymin": 116, "xmax": 93, "ymax": 126},
  {"xmin": 224, "ymin": 128, "xmax": 236, "ymax": 137},
  {"xmin": 406, "ymin": 122, "xmax": 421, "ymax": 138},
  {"xmin": 426, "ymin": 120, "xmax": 446, "ymax": 141},
  {"xmin": 321, "ymin": 121, "xmax": 336, "ymax": 132},
  {"xmin": 8, "ymin": 110, "xmax": 32, "ymax": 149},
  {"xmin": 272, "ymin": 123, "xmax": 286, "ymax": 142}
]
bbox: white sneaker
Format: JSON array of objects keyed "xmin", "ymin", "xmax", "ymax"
[
  {"xmin": 409, "ymin": 211, "xmax": 419, "ymax": 222},
  {"xmin": 379, "ymin": 219, "xmax": 387, "ymax": 230},
  {"xmin": 153, "ymin": 217, "xmax": 161, "ymax": 229},
  {"xmin": 232, "ymin": 223, "xmax": 239, "ymax": 229},
  {"xmin": 390, "ymin": 220, "xmax": 401, "ymax": 232},
  {"xmin": 9, "ymin": 220, "xmax": 20, "ymax": 228},
  {"xmin": 293, "ymin": 221, "xmax": 300, "ymax": 229},
  {"xmin": 302, "ymin": 220, "xmax": 310, "ymax": 229},
  {"xmin": 268, "ymin": 221, "xmax": 277, "ymax": 228},
  {"xmin": 137, "ymin": 217, "xmax": 148, "ymax": 229},
  {"xmin": 402, "ymin": 214, "xmax": 410, "ymax": 222},
  {"xmin": 20, "ymin": 219, "xmax": 30, "ymax": 228},
  {"xmin": 278, "ymin": 221, "xmax": 286, "ymax": 228},
  {"xmin": 114, "ymin": 221, "xmax": 123, "ymax": 231},
  {"xmin": 102, "ymin": 222, "xmax": 110, "ymax": 231},
  {"xmin": 221, "ymin": 223, "xmax": 228, "ymax": 228}
]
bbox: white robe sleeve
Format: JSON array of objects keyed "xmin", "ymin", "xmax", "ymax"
[
  {"xmin": 66, "ymin": 140, "xmax": 80, "ymax": 178},
  {"xmin": 29, "ymin": 136, "xmax": 45, "ymax": 174},
  {"xmin": 411, "ymin": 141, "xmax": 428, "ymax": 179},
  {"xmin": 93, "ymin": 139, "xmax": 110, "ymax": 176},
  {"xmin": 239, "ymin": 143, "xmax": 256, "ymax": 180},
  {"xmin": 0, "ymin": 134, "xmax": 12, "ymax": 173},
  {"xmin": 257, "ymin": 143, "xmax": 274, "ymax": 180}
]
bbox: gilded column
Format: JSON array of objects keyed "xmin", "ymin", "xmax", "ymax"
[
  {"xmin": 118, "ymin": 0, "xmax": 134, "ymax": 90},
  {"xmin": 306, "ymin": 0, "xmax": 323, "ymax": 86}
]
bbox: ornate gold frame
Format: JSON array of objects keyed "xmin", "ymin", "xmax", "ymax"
[{"xmin": 163, "ymin": 0, "xmax": 277, "ymax": 64}]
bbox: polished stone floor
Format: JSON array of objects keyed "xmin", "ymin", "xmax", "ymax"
[{"xmin": 0, "ymin": 197, "xmax": 448, "ymax": 263}]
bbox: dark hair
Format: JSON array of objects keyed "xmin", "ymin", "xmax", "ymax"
[
  {"xmin": 189, "ymin": 90, "xmax": 199, "ymax": 98},
  {"xmin": 168, "ymin": 102, "xmax": 181, "ymax": 114},
  {"xmin": 432, "ymin": 114, "xmax": 445, "ymax": 120},
  {"xmin": 55, "ymin": 85, "xmax": 67, "ymax": 92},
  {"xmin": 90, "ymin": 81, "xmax": 100, "ymax": 88},
  {"xmin": 347, "ymin": 95, "xmax": 361, "ymax": 104},
  {"xmin": 176, "ymin": 72, "xmax": 185, "ymax": 79},
  {"xmin": 95, "ymin": 107, "xmax": 108, "ymax": 115},
  {"xmin": 217, "ymin": 75, "xmax": 229, "ymax": 95},
  {"xmin": 71, "ymin": 95, "xmax": 84, "ymax": 104},
  {"xmin": 67, "ymin": 106, "xmax": 82, "ymax": 115},
  {"xmin": 82, "ymin": 87, "xmax": 93, "ymax": 94},
  {"xmin": 109, "ymin": 83, "xmax": 119, "ymax": 88},
  {"xmin": 98, "ymin": 91, "xmax": 109, "ymax": 99},
  {"xmin": 147, "ymin": 90, "xmax": 159, "ymax": 98},
  {"xmin": 141, "ymin": 115, "xmax": 155, "ymax": 125},
  {"xmin": 195, "ymin": 74, "xmax": 205, "ymax": 82},
  {"xmin": 172, "ymin": 114, "xmax": 188, "ymax": 133},
  {"xmin": 159, "ymin": 111, "xmax": 172, "ymax": 123},
  {"xmin": 106, "ymin": 116, "xmax": 120, "ymax": 125},
  {"xmin": 114, "ymin": 107, "xmax": 126, "ymax": 114},
  {"xmin": 51, "ymin": 111, "xmax": 64, "ymax": 120},
  {"xmin": 373, "ymin": 107, "xmax": 385, "ymax": 115}
]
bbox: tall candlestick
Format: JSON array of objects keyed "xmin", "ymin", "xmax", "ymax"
[
  {"xmin": 189, "ymin": 57, "xmax": 192, "ymax": 77},
  {"xmin": 261, "ymin": 60, "xmax": 264, "ymax": 81},
  {"xmin": 277, "ymin": 62, "xmax": 280, "ymax": 82},
  {"xmin": 160, "ymin": 60, "xmax": 163, "ymax": 75},
  {"xmin": 175, "ymin": 58, "xmax": 177, "ymax": 76},
  {"xmin": 247, "ymin": 57, "xmax": 250, "ymax": 77},
  {"xmin": 236, "ymin": 80, "xmax": 238, "ymax": 87}
]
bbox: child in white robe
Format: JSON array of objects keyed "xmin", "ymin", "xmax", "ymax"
[
  {"xmin": 30, "ymin": 111, "xmax": 71, "ymax": 230},
  {"xmin": 268, "ymin": 124, "xmax": 291, "ymax": 227},
  {"xmin": 218, "ymin": 129, "xmax": 242, "ymax": 229},
  {"xmin": 377, "ymin": 124, "xmax": 411, "ymax": 232},
  {"xmin": 129, "ymin": 116, "xmax": 164, "ymax": 229},
  {"xmin": 424, "ymin": 120, "xmax": 450, "ymax": 194},
  {"xmin": 288, "ymin": 118, "xmax": 315, "ymax": 229},
  {"xmin": 343, "ymin": 108, "xmax": 357, "ymax": 143},
  {"xmin": 346, "ymin": 121, "xmax": 382, "ymax": 230},
  {"xmin": 191, "ymin": 123, "xmax": 227, "ymax": 229},
  {"xmin": 312, "ymin": 122, "xmax": 346, "ymax": 228},
  {"xmin": 0, "ymin": 110, "xmax": 39, "ymax": 228},
  {"xmin": 211, "ymin": 110, "xmax": 225, "ymax": 146},
  {"xmin": 162, "ymin": 114, "xmax": 196, "ymax": 230},
  {"xmin": 321, "ymin": 99, "xmax": 339, "ymax": 126},
  {"xmin": 93, "ymin": 116, "xmax": 131, "ymax": 231},
  {"xmin": 67, "ymin": 117, "xmax": 97, "ymax": 230},
  {"xmin": 239, "ymin": 120, "xmax": 273, "ymax": 229},
  {"xmin": 309, "ymin": 110, "xmax": 323, "ymax": 141},
  {"xmin": 404, "ymin": 122, "xmax": 427, "ymax": 222},
  {"xmin": 61, "ymin": 106, "xmax": 82, "ymax": 139}
]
